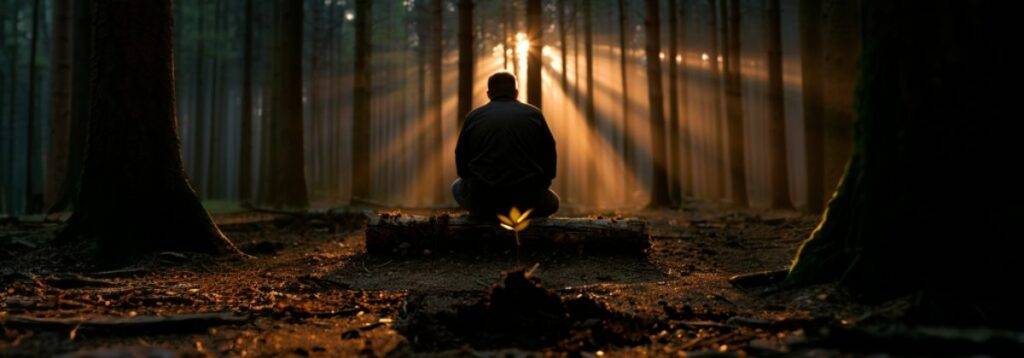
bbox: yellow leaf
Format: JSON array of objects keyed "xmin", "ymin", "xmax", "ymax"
[
  {"xmin": 510, "ymin": 207, "xmax": 522, "ymax": 222},
  {"xmin": 500, "ymin": 223, "xmax": 516, "ymax": 231},
  {"xmin": 514, "ymin": 220, "xmax": 530, "ymax": 232},
  {"xmin": 519, "ymin": 209, "xmax": 534, "ymax": 223},
  {"xmin": 497, "ymin": 214, "xmax": 515, "ymax": 227}
]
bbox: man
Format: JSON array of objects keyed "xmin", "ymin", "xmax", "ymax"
[{"xmin": 454, "ymin": 71, "xmax": 560, "ymax": 219}]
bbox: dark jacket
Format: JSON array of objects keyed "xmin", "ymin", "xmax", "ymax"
[{"xmin": 455, "ymin": 98, "xmax": 557, "ymax": 191}]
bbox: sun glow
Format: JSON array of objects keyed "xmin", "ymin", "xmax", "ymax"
[{"xmin": 516, "ymin": 32, "xmax": 530, "ymax": 58}]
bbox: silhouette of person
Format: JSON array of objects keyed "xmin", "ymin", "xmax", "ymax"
[{"xmin": 453, "ymin": 71, "xmax": 560, "ymax": 219}]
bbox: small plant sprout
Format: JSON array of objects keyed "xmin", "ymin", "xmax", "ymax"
[{"xmin": 498, "ymin": 207, "xmax": 532, "ymax": 266}]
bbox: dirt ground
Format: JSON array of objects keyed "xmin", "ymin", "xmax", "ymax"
[{"xmin": 1, "ymin": 203, "xmax": 1018, "ymax": 357}]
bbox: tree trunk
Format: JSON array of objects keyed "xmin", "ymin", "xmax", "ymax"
[
  {"xmin": 583, "ymin": 0, "xmax": 597, "ymax": 204},
  {"xmin": 678, "ymin": 2, "xmax": 694, "ymax": 198},
  {"xmin": 351, "ymin": 0, "xmax": 372, "ymax": 202},
  {"xmin": 786, "ymin": 1, "xmax": 1021, "ymax": 323},
  {"xmin": 719, "ymin": 0, "xmax": 746, "ymax": 207},
  {"xmin": 617, "ymin": 0, "xmax": 633, "ymax": 202},
  {"xmin": 430, "ymin": 0, "xmax": 444, "ymax": 204},
  {"xmin": 799, "ymin": 0, "xmax": 825, "ymax": 212},
  {"xmin": 706, "ymin": 0, "xmax": 725, "ymax": 200},
  {"xmin": 456, "ymin": 0, "xmax": 474, "ymax": 126},
  {"xmin": 645, "ymin": 0, "xmax": 671, "ymax": 207},
  {"xmin": 61, "ymin": 0, "xmax": 239, "ymax": 259},
  {"xmin": 239, "ymin": 0, "xmax": 253, "ymax": 205},
  {"xmin": 821, "ymin": 0, "xmax": 859, "ymax": 196},
  {"xmin": 48, "ymin": 0, "xmax": 92, "ymax": 213},
  {"xmin": 25, "ymin": 0, "xmax": 41, "ymax": 213},
  {"xmin": 46, "ymin": 0, "xmax": 72, "ymax": 210},
  {"xmin": 666, "ymin": 0, "xmax": 682, "ymax": 206},
  {"xmin": 191, "ymin": 6, "xmax": 206, "ymax": 193},
  {"xmin": 765, "ymin": 0, "xmax": 791, "ymax": 209},
  {"xmin": 264, "ymin": 0, "xmax": 308, "ymax": 209},
  {"xmin": 6, "ymin": 0, "xmax": 19, "ymax": 213},
  {"xmin": 0, "ymin": 0, "xmax": 7, "ymax": 213},
  {"xmin": 526, "ymin": 0, "xmax": 542, "ymax": 108},
  {"xmin": 206, "ymin": 0, "xmax": 227, "ymax": 199}
]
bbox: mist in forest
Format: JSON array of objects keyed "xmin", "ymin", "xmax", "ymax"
[{"xmin": 0, "ymin": 0, "xmax": 855, "ymax": 215}]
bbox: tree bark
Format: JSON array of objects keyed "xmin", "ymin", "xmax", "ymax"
[
  {"xmin": 48, "ymin": 0, "xmax": 92, "ymax": 214},
  {"xmin": 526, "ymin": 0, "xmax": 542, "ymax": 108},
  {"xmin": 430, "ymin": 0, "xmax": 444, "ymax": 204},
  {"xmin": 765, "ymin": 0, "xmax": 791, "ymax": 209},
  {"xmin": 786, "ymin": 1, "xmax": 1021, "ymax": 323},
  {"xmin": 706, "ymin": 0, "xmax": 725, "ymax": 200},
  {"xmin": 645, "ymin": 0, "xmax": 671, "ymax": 207},
  {"xmin": 191, "ymin": 5, "xmax": 206, "ymax": 194},
  {"xmin": 0, "ymin": 0, "xmax": 7, "ymax": 213},
  {"xmin": 799, "ymin": 0, "xmax": 825, "ymax": 212},
  {"xmin": 351, "ymin": 0, "xmax": 372, "ymax": 202},
  {"xmin": 617, "ymin": 0, "xmax": 632, "ymax": 201},
  {"xmin": 46, "ymin": 0, "xmax": 73, "ymax": 210},
  {"xmin": 666, "ymin": 0, "xmax": 682, "ymax": 206},
  {"xmin": 720, "ymin": 0, "xmax": 746, "ymax": 207},
  {"xmin": 264, "ymin": 0, "xmax": 308, "ymax": 209},
  {"xmin": 677, "ymin": 2, "xmax": 694, "ymax": 198},
  {"xmin": 583, "ymin": 0, "xmax": 597, "ymax": 204},
  {"xmin": 457, "ymin": 0, "xmax": 474, "ymax": 126},
  {"xmin": 821, "ymin": 0, "xmax": 859, "ymax": 197},
  {"xmin": 239, "ymin": 0, "xmax": 253, "ymax": 205},
  {"xmin": 25, "ymin": 0, "xmax": 42, "ymax": 213},
  {"xmin": 61, "ymin": 0, "xmax": 239, "ymax": 259}
]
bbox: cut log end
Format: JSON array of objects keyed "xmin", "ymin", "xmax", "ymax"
[{"xmin": 365, "ymin": 214, "xmax": 651, "ymax": 256}]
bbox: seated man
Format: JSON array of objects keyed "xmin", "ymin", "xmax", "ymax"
[{"xmin": 453, "ymin": 71, "xmax": 560, "ymax": 219}]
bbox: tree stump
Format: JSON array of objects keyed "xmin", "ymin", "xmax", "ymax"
[{"xmin": 365, "ymin": 214, "xmax": 650, "ymax": 256}]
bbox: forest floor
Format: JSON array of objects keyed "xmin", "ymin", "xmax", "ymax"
[{"xmin": 1, "ymin": 202, "xmax": 1019, "ymax": 357}]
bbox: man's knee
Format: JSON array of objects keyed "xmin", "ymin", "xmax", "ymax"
[{"xmin": 534, "ymin": 189, "xmax": 560, "ymax": 218}]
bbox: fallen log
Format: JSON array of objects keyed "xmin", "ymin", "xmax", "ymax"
[
  {"xmin": 365, "ymin": 214, "xmax": 650, "ymax": 255},
  {"xmin": 1, "ymin": 312, "xmax": 250, "ymax": 334}
]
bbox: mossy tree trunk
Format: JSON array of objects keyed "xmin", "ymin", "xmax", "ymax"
[
  {"xmin": 61, "ymin": 0, "xmax": 240, "ymax": 259},
  {"xmin": 787, "ymin": 0, "xmax": 1020, "ymax": 320}
]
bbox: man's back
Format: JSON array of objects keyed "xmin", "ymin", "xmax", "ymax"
[{"xmin": 455, "ymin": 98, "xmax": 556, "ymax": 191}]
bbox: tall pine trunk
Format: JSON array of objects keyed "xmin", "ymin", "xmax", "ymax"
[
  {"xmin": 526, "ymin": 0, "xmax": 542, "ymax": 108},
  {"xmin": 46, "ymin": 0, "xmax": 72, "ymax": 209},
  {"xmin": 678, "ymin": 2, "xmax": 694, "ymax": 198},
  {"xmin": 61, "ymin": 0, "xmax": 239, "ymax": 259},
  {"xmin": 239, "ymin": 0, "xmax": 253, "ymax": 205},
  {"xmin": 457, "ymin": 0, "xmax": 474, "ymax": 126},
  {"xmin": 264, "ymin": 0, "xmax": 308, "ymax": 208},
  {"xmin": 799, "ymin": 0, "xmax": 825, "ymax": 212},
  {"xmin": 430, "ymin": 0, "xmax": 444, "ymax": 204},
  {"xmin": 644, "ymin": 0, "xmax": 671, "ymax": 207},
  {"xmin": 787, "ymin": 1, "xmax": 1020, "ymax": 324},
  {"xmin": 582, "ymin": 0, "xmax": 597, "ymax": 203},
  {"xmin": 720, "ymin": 0, "xmax": 746, "ymax": 206},
  {"xmin": 49, "ymin": 0, "xmax": 92, "ymax": 213},
  {"xmin": 765, "ymin": 0, "xmax": 792, "ymax": 209},
  {"xmin": 191, "ymin": 6, "xmax": 206, "ymax": 193},
  {"xmin": 351, "ymin": 0, "xmax": 372, "ymax": 202},
  {"xmin": 25, "ymin": 0, "xmax": 41, "ymax": 213},
  {"xmin": 617, "ymin": 0, "xmax": 632, "ymax": 201},
  {"xmin": 821, "ymin": 0, "xmax": 859, "ymax": 196},
  {"xmin": 666, "ymin": 0, "xmax": 682, "ymax": 205},
  {"xmin": 706, "ymin": 0, "xmax": 725, "ymax": 200}
]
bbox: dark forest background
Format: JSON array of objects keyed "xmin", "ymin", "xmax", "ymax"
[{"xmin": 0, "ymin": 0, "xmax": 858, "ymax": 215}]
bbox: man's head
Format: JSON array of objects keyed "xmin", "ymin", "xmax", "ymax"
[{"xmin": 487, "ymin": 71, "xmax": 518, "ymax": 100}]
